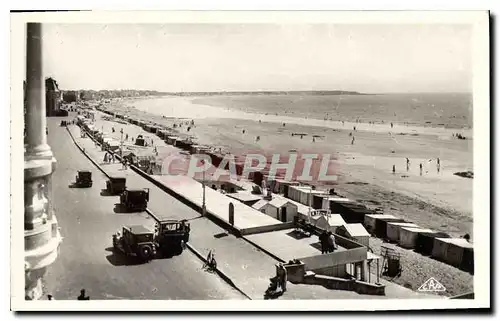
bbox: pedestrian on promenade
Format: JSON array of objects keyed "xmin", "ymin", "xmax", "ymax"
[
  {"xmin": 327, "ymin": 232, "xmax": 336, "ymax": 253},
  {"xmin": 77, "ymin": 289, "xmax": 90, "ymax": 300},
  {"xmin": 277, "ymin": 263, "xmax": 287, "ymax": 292},
  {"xmin": 319, "ymin": 231, "xmax": 328, "ymax": 254},
  {"xmin": 47, "ymin": 295, "xmax": 54, "ymax": 300}
]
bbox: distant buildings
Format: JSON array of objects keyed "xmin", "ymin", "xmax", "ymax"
[{"xmin": 45, "ymin": 77, "xmax": 62, "ymax": 116}]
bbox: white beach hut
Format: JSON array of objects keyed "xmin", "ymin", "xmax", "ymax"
[
  {"xmin": 431, "ymin": 238, "xmax": 473, "ymax": 267},
  {"xmin": 399, "ymin": 227, "xmax": 434, "ymax": 249},
  {"xmin": 310, "ymin": 214, "xmax": 346, "ymax": 233},
  {"xmin": 266, "ymin": 197, "xmax": 298, "ymax": 222},
  {"xmin": 337, "ymin": 223, "xmax": 370, "ymax": 247},
  {"xmin": 386, "ymin": 222, "xmax": 420, "ymax": 242},
  {"xmin": 364, "ymin": 214, "xmax": 397, "ymax": 234}
]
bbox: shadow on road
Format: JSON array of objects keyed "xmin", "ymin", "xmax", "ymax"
[
  {"xmin": 100, "ymin": 189, "xmax": 116, "ymax": 197},
  {"xmin": 104, "ymin": 247, "xmax": 143, "ymax": 266},
  {"xmin": 213, "ymin": 232, "xmax": 229, "ymax": 239},
  {"xmin": 112, "ymin": 203, "xmax": 137, "ymax": 214}
]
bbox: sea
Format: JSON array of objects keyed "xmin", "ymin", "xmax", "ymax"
[{"xmin": 189, "ymin": 93, "xmax": 473, "ymax": 129}]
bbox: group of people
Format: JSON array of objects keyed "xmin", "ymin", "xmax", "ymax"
[
  {"xmin": 103, "ymin": 152, "xmax": 116, "ymax": 164},
  {"xmin": 319, "ymin": 231, "xmax": 337, "ymax": 254}
]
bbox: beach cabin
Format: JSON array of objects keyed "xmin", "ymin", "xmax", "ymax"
[
  {"xmin": 374, "ymin": 216, "xmax": 406, "ymax": 238},
  {"xmin": 431, "ymin": 238, "xmax": 474, "ymax": 270},
  {"xmin": 386, "ymin": 222, "xmax": 420, "ymax": 243},
  {"xmin": 252, "ymin": 199, "xmax": 270, "ymax": 214},
  {"xmin": 309, "ymin": 213, "xmax": 346, "ymax": 233},
  {"xmin": 461, "ymin": 247, "xmax": 474, "ymax": 274},
  {"xmin": 322, "ymin": 196, "xmax": 352, "ymax": 211},
  {"xmin": 176, "ymin": 139, "xmax": 194, "ymax": 151},
  {"xmin": 165, "ymin": 136, "xmax": 180, "ymax": 146},
  {"xmin": 288, "ymin": 186, "xmax": 328, "ymax": 206},
  {"xmin": 270, "ymin": 179, "xmax": 301, "ymax": 197},
  {"xmin": 336, "ymin": 224, "xmax": 370, "ymax": 248},
  {"xmin": 364, "ymin": 214, "xmax": 397, "ymax": 234},
  {"xmin": 414, "ymin": 231, "xmax": 451, "ymax": 256},
  {"xmin": 191, "ymin": 144, "xmax": 210, "ymax": 154},
  {"xmin": 226, "ymin": 192, "xmax": 262, "ymax": 207},
  {"xmin": 330, "ymin": 201, "xmax": 374, "ymax": 224},
  {"xmin": 399, "ymin": 227, "xmax": 434, "ymax": 249},
  {"xmin": 266, "ymin": 197, "xmax": 299, "ymax": 222}
]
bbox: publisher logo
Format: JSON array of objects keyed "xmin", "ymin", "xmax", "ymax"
[{"xmin": 418, "ymin": 277, "xmax": 446, "ymax": 292}]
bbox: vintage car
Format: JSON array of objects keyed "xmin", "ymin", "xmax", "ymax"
[
  {"xmin": 75, "ymin": 170, "xmax": 92, "ymax": 188},
  {"xmin": 106, "ymin": 176, "xmax": 126, "ymax": 195},
  {"xmin": 119, "ymin": 188, "xmax": 150, "ymax": 212},
  {"xmin": 154, "ymin": 219, "xmax": 190, "ymax": 256},
  {"xmin": 112, "ymin": 225, "xmax": 156, "ymax": 262}
]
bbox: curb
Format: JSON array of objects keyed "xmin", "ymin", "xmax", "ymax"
[
  {"xmin": 183, "ymin": 241, "xmax": 252, "ymax": 300},
  {"xmin": 66, "ymin": 126, "xmax": 111, "ymax": 179}
]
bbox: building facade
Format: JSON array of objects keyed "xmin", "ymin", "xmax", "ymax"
[{"xmin": 45, "ymin": 77, "xmax": 61, "ymax": 116}]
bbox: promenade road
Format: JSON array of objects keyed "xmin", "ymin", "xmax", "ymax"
[{"xmin": 44, "ymin": 116, "xmax": 245, "ymax": 300}]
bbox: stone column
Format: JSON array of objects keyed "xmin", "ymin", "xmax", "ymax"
[{"xmin": 24, "ymin": 22, "xmax": 62, "ymax": 300}]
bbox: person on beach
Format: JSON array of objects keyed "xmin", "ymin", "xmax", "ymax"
[
  {"xmin": 437, "ymin": 158, "xmax": 441, "ymax": 173},
  {"xmin": 256, "ymin": 136, "xmax": 260, "ymax": 142},
  {"xmin": 242, "ymin": 129, "xmax": 245, "ymax": 134},
  {"xmin": 312, "ymin": 137, "xmax": 315, "ymax": 143},
  {"xmin": 406, "ymin": 158, "xmax": 410, "ymax": 171},
  {"xmin": 351, "ymin": 136, "xmax": 355, "ymax": 145},
  {"xmin": 126, "ymin": 133, "xmax": 128, "ymax": 140},
  {"xmin": 392, "ymin": 165, "xmax": 396, "ymax": 174},
  {"xmin": 342, "ymin": 121, "xmax": 345, "ymax": 126},
  {"xmin": 419, "ymin": 163, "xmax": 423, "ymax": 176}
]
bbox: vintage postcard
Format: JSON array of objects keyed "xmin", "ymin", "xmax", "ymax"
[{"xmin": 10, "ymin": 10, "xmax": 490, "ymax": 311}]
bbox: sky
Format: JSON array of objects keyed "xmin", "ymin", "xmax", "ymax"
[{"xmin": 40, "ymin": 23, "xmax": 472, "ymax": 93}]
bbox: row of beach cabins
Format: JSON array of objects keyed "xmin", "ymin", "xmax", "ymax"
[
  {"xmin": 260, "ymin": 181, "xmax": 474, "ymax": 275},
  {"xmin": 95, "ymin": 106, "xmax": 474, "ymax": 275}
]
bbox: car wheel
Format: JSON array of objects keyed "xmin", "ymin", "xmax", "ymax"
[{"xmin": 138, "ymin": 245, "xmax": 153, "ymax": 262}]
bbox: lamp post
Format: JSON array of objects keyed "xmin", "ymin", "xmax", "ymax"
[{"xmin": 24, "ymin": 22, "xmax": 62, "ymax": 300}]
